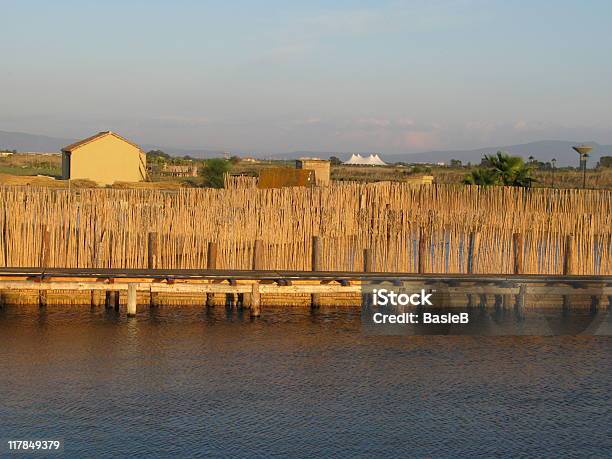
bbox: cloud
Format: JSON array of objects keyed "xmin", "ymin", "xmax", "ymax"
[
  {"xmin": 136, "ymin": 116, "xmax": 211, "ymax": 129},
  {"xmin": 513, "ymin": 119, "xmax": 549, "ymax": 132},
  {"xmin": 303, "ymin": 1, "xmax": 485, "ymax": 37},
  {"xmin": 250, "ymin": 43, "xmax": 312, "ymax": 64},
  {"xmin": 400, "ymin": 131, "xmax": 437, "ymax": 149},
  {"xmin": 323, "ymin": 117, "xmax": 442, "ymax": 151},
  {"xmin": 244, "ymin": 2, "xmax": 487, "ymax": 70}
]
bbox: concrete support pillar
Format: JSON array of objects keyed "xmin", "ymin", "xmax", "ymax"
[
  {"xmin": 127, "ymin": 284, "xmax": 137, "ymax": 317},
  {"xmin": 503, "ymin": 294, "xmax": 513, "ymax": 310},
  {"xmin": 590, "ymin": 295, "xmax": 600, "ymax": 314},
  {"xmin": 562, "ymin": 295, "xmax": 571, "ymax": 312},
  {"xmin": 478, "ymin": 293, "xmax": 487, "ymax": 309},
  {"xmin": 515, "ymin": 284, "xmax": 526, "ymax": 318},
  {"xmin": 250, "ymin": 282, "xmax": 261, "ymax": 317},
  {"xmin": 38, "ymin": 290, "xmax": 48, "ymax": 308},
  {"xmin": 105, "ymin": 290, "xmax": 114, "ymax": 309},
  {"xmin": 467, "ymin": 294, "xmax": 475, "ymax": 308},
  {"xmin": 494, "ymin": 294, "xmax": 503, "ymax": 312}
]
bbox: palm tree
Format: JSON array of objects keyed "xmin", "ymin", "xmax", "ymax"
[
  {"xmin": 463, "ymin": 167, "xmax": 499, "ymax": 186},
  {"xmin": 482, "ymin": 151, "xmax": 534, "ymax": 187},
  {"xmin": 464, "ymin": 151, "xmax": 535, "ymax": 187}
]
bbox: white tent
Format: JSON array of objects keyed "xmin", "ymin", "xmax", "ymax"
[
  {"xmin": 343, "ymin": 154, "xmax": 364, "ymax": 164},
  {"xmin": 343, "ymin": 153, "xmax": 386, "ymax": 166},
  {"xmin": 369, "ymin": 154, "xmax": 386, "ymax": 165}
]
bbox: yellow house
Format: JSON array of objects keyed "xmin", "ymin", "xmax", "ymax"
[{"xmin": 61, "ymin": 131, "xmax": 147, "ymax": 185}]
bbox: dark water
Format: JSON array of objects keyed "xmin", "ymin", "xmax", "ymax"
[{"xmin": 0, "ymin": 306, "xmax": 610, "ymax": 458}]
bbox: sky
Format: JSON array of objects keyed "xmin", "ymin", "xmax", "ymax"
[{"xmin": 1, "ymin": 0, "xmax": 612, "ymax": 154}]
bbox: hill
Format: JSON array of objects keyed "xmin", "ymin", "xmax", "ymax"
[
  {"xmin": 391, "ymin": 140, "xmax": 611, "ymax": 167},
  {"xmin": 1, "ymin": 129, "xmax": 610, "ymax": 167},
  {"xmin": 0, "ymin": 130, "xmax": 74, "ymax": 152}
]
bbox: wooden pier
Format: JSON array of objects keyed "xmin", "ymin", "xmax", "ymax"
[{"xmin": 0, "ymin": 267, "xmax": 609, "ymax": 317}]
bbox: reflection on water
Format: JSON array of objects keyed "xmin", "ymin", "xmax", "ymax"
[{"xmin": 0, "ymin": 306, "xmax": 610, "ymax": 458}]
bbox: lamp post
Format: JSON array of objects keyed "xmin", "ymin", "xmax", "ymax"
[
  {"xmin": 572, "ymin": 145, "xmax": 593, "ymax": 189},
  {"xmin": 551, "ymin": 158, "xmax": 556, "ymax": 188}
]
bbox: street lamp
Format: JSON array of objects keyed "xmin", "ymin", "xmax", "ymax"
[
  {"xmin": 572, "ymin": 145, "xmax": 593, "ymax": 189},
  {"xmin": 551, "ymin": 158, "xmax": 556, "ymax": 188}
]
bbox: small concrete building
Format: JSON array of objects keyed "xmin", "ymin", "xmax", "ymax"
[
  {"xmin": 258, "ymin": 167, "xmax": 314, "ymax": 188},
  {"xmin": 61, "ymin": 131, "xmax": 147, "ymax": 185},
  {"xmin": 295, "ymin": 158, "xmax": 330, "ymax": 186}
]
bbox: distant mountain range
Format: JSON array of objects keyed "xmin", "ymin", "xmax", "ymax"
[
  {"xmin": 278, "ymin": 141, "xmax": 610, "ymax": 167},
  {"xmin": 1, "ymin": 129, "xmax": 610, "ymax": 167},
  {"xmin": 0, "ymin": 130, "xmax": 226, "ymax": 158},
  {"xmin": 0, "ymin": 130, "xmax": 74, "ymax": 153},
  {"xmin": 385, "ymin": 140, "xmax": 611, "ymax": 167}
]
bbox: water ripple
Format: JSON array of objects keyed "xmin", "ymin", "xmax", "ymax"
[{"xmin": 0, "ymin": 306, "xmax": 610, "ymax": 458}]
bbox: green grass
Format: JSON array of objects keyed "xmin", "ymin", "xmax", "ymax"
[{"xmin": 0, "ymin": 165, "xmax": 61, "ymax": 177}]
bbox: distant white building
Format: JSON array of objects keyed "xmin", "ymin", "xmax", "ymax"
[{"xmin": 343, "ymin": 154, "xmax": 387, "ymax": 166}]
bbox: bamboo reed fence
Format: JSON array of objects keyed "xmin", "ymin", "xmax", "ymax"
[
  {"xmin": 0, "ymin": 183, "xmax": 610, "ymax": 275},
  {"xmin": 224, "ymin": 174, "xmax": 257, "ymax": 189}
]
